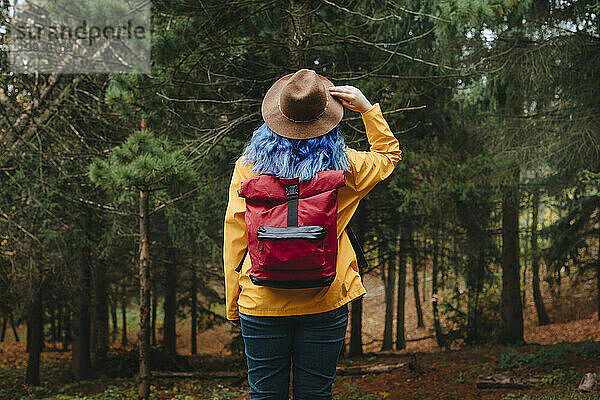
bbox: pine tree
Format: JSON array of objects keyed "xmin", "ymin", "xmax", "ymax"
[{"xmin": 89, "ymin": 129, "xmax": 195, "ymax": 398}]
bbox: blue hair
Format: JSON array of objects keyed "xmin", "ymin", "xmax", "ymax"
[{"xmin": 241, "ymin": 123, "xmax": 351, "ymax": 181}]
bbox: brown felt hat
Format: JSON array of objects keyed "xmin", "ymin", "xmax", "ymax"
[{"xmin": 261, "ymin": 69, "xmax": 344, "ymax": 139}]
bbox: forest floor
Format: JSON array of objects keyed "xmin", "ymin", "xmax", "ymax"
[
  {"xmin": 1, "ymin": 270, "xmax": 599, "ymax": 399},
  {"xmin": 1, "ymin": 325, "xmax": 600, "ymax": 399}
]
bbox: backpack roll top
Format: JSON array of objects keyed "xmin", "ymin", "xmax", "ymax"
[{"xmin": 238, "ymin": 170, "xmax": 345, "ymax": 289}]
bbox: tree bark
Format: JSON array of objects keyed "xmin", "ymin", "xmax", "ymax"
[
  {"xmin": 531, "ymin": 192, "xmax": 549, "ymax": 325},
  {"xmin": 349, "ymin": 296, "xmax": 363, "ymax": 354},
  {"xmin": 500, "ymin": 167, "xmax": 524, "ymax": 344},
  {"xmin": 9, "ymin": 313, "xmax": 19, "ymax": 342},
  {"xmin": 25, "ymin": 276, "xmax": 44, "ymax": 386},
  {"xmin": 93, "ymin": 261, "xmax": 109, "ymax": 367},
  {"xmin": 191, "ymin": 264, "xmax": 198, "ymax": 355},
  {"xmin": 139, "ymin": 188, "xmax": 152, "ymax": 399},
  {"xmin": 412, "ymin": 232, "xmax": 424, "ymax": 328},
  {"xmin": 349, "ymin": 207, "xmax": 366, "ymax": 356},
  {"xmin": 337, "ymin": 362, "xmax": 409, "ymax": 376},
  {"xmin": 150, "ymin": 371, "xmax": 244, "ymax": 379},
  {"xmin": 287, "ymin": 0, "xmax": 313, "ymax": 69},
  {"xmin": 151, "ymin": 280, "xmax": 157, "ymax": 347},
  {"xmin": 110, "ymin": 290, "xmax": 118, "ymax": 343},
  {"xmin": 163, "ymin": 247, "xmax": 177, "ymax": 356},
  {"xmin": 0, "ymin": 317, "xmax": 6, "ymax": 342},
  {"xmin": 499, "ymin": 15, "xmax": 525, "ymax": 346},
  {"xmin": 381, "ymin": 235, "xmax": 396, "ymax": 351},
  {"xmin": 596, "ymin": 233, "xmax": 600, "ymax": 321},
  {"xmin": 57, "ymin": 308, "xmax": 63, "ymax": 349},
  {"xmin": 121, "ymin": 285, "xmax": 128, "ymax": 347},
  {"xmin": 421, "ymin": 235, "xmax": 427, "ymax": 305},
  {"xmin": 431, "ymin": 229, "xmax": 445, "ymax": 348},
  {"xmin": 477, "ymin": 374, "xmax": 543, "ymax": 389},
  {"xmin": 395, "ymin": 231, "xmax": 407, "ymax": 350},
  {"xmin": 63, "ymin": 309, "xmax": 71, "ymax": 350},
  {"xmin": 27, "ymin": 317, "xmax": 31, "ymax": 353},
  {"xmin": 48, "ymin": 308, "xmax": 54, "ymax": 346},
  {"xmin": 71, "ymin": 212, "xmax": 93, "ymax": 380}
]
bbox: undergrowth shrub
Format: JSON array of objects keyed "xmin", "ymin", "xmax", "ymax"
[
  {"xmin": 498, "ymin": 339, "xmax": 600, "ymax": 371},
  {"xmin": 333, "ymin": 383, "xmax": 388, "ymax": 400},
  {"xmin": 501, "ymin": 391, "xmax": 600, "ymax": 400}
]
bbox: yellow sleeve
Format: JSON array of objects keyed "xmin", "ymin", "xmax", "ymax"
[
  {"xmin": 223, "ymin": 158, "xmax": 249, "ymax": 321},
  {"xmin": 345, "ymin": 103, "xmax": 402, "ymax": 198}
]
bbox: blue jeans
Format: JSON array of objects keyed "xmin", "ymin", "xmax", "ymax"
[{"xmin": 239, "ymin": 304, "xmax": 349, "ymax": 400}]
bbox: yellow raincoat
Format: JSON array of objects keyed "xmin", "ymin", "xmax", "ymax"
[{"xmin": 223, "ymin": 103, "xmax": 402, "ymax": 320}]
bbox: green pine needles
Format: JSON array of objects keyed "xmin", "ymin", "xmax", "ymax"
[{"xmin": 88, "ymin": 129, "xmax": 195, "ymax": 191}]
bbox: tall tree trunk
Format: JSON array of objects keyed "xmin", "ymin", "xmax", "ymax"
[
  {"xmin": 110, "ymin": 291, "xmax": 118, "ymax": 343},
  {"xmin": 521, "ymin": 257, "xmax": 527, "ymax": 307},
  {"xmin": 395, "ymin": 231, "xmax": 407, "ymax": 350},
  {"xmin": 93, "ymin": 261, "xmax": 109, "ymax": 367},
  {"xmin": 500, "ymin": 166, "xmax": 524, "ymax": 344},
  {"xmin": 421, "ymin": 234, "xmax": 427, "ymax": 305},
  {"xmin": 349, "ymin": 293, "xmax": 363, "ymax": 355},
  {"xmin": 151, "ymin": 281, "xmax": 157, "ymax": 347},
  {"xmin": 531, "ymin": 192, "xmax": 549, "ymax": 325},
  {"xmin": 596, "ymin": 233, "xmax": 600, "ymax": 321},
  {"xmin": 466, "ymin": 257, "xmax": 484, "ymax": 345},
  {"xmin": 522, "ymin": 201, "xmax": 531, "ymax": 308},
  {"xmin": 121, "ymin": 285, "xmax": 128, "ymax": 347},
  {"xmin": 1, "ymin": 317, "xmax": 6, "ymax": 342},
  {"xmin": 26, "ymin": 244, "xmax": 44, "ymax": 385},
  {"xmin": 287, "ymin": 0, "xmax": 313, "ymax": 69},
  {"xmin": 499, "ymin": 15, "xmax": 525, "ymax": 346},
  {"xmin": 466, "ymin": 277, "xmax": 473, "ymax": 343},
  {"xmin": 63, "ymin": 309, "xmax": 71, "ymax": 350},
  {"xmin": 349, "ymin": 207, "xmax": 366, "ymax": 356},
  {"xmin": 72, "ymin": 213, "xmax": 93, "ymax": 380},
  {"xmin": 26, "ymin": 283, "xmax": 43, "ymax": 385},
  {"xmin": 163, "ymin": 247, "xmax": 177, "ymax": 356},
  {"xmin": 57, "ymin": 308, "xmax": 63, "ymax": 349},
  {"xmin": 431, "ymin": 229, "xmax": 445, "ymax": 348},
  {"xmin": 381, "ymin": 235, "xmax": 396, "ymax": 351},
  {"xmin": 10, "ymin": 313, "xmax": 19, "ymax": 342},
  {"xmin": 27, "ymin": 314, "xmax": 31, "ymax": 353},
  {"xmin": 412, "ymin": 232, "xmax": 424, "ymax": 328},
  {"xmin": 191, "ymin": 264, "xmax": 198, "ymax": 355},
  {"xmin": 139, "ymin": 187, "xmax": 151, "ymax": 399},
  {"xmin": 49, "ymin": 307, "xmax": 56, "ymax": 346}
]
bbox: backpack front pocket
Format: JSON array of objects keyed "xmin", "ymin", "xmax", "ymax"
[{"xmin": 256, "ymin": 226, "xmax": 326, "ymax": 270}]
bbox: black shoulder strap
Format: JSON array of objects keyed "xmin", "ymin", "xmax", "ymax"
[
  {"xmin": 235, "ymin": 248, "xmax": 247, "ymax": 272},
  {"xmin": 346, "ymin": 226, "xmax": 368, "ymax": 270}
]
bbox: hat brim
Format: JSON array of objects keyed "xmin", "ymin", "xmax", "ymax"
[{"xmin": 261, "ymin": 72, "xmax": 344, "ymax": 140}]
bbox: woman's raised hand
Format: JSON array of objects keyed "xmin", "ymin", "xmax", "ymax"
[{"xmin": 329, "ymin": 86, "xmax": 373, "ymax": 113}]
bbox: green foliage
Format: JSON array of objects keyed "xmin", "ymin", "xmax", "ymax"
[
  {"xmin": 542, "ymin": 168, "xmax": 599, "ymax": 278},
  {"xmin": 501, "ymin": 392, "xmax": 600, "ymax": 400},
  {"xmin": 224, "ymin": 329, "xmax": 244, "ymax": 357},
  {"xmin": 44, "ymin": 386, "xmax": 140, "ymax": 400},
  {"xmin": 88, "ymin": 129, "xmax": 196, "ymax": 191},
  {"xmin": 541, "ymin": 369, "xmax": 581, "ymax": 387},
  {"xmin": 436, "ymin": 0, "xmax": 528, "ymax": 25},
  {"xmin": 497, "ymin": 348, "xmax": 539, "ymax": 371},
  {"xmin": 498, "ymin": 340, "xmax": 600, "ymax": 371},
  {"xmin": 333, "ymin": 383, "xmax": 388, "ymax": 400},
  {"xmin": 574, "ymin": 339, "xmax": 600, "ymax": 358},
  {"xmin": 104, "ymin": 74, "xmax": 147, "ymax": 122}
]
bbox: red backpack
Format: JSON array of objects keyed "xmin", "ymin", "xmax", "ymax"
[{"xmin": 235, "ymin": 170, "xmax": 367, "ymax": 289}]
